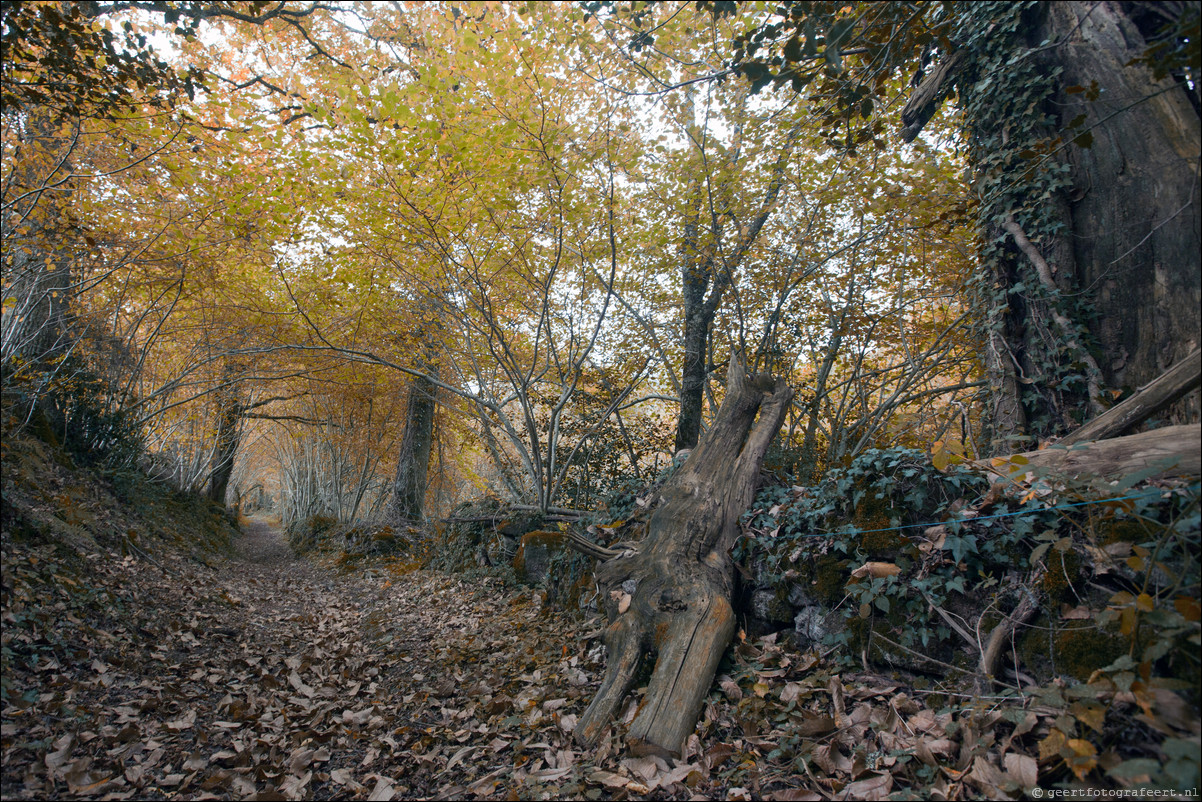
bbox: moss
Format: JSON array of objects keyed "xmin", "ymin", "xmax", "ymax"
[
  {"xmin": 512, "ymin": 529, "xmax": 565, "ymax": 577},
  {"xmin": 1041, "ymin": 548, "xmax": 1082, "ymax": 602},
  {"xmin": 1098, "ymin": 518, "xmax": 1155, "ymax": 546},
  {"xmin": 1019, "ymin": 618, "xmax": 1128, "ymax": 683},
  {"xmin": 1055, "ymin": 623, "xmax": 1127, "ymax": 682},
  {"xmin": 854, "ymin": 493, "xmax": 904, "ymax": 556},
  {"xmin": 27, "ymin": 407, "xmax": 62, "ymax": 451},
  {"xmin": 846, "ymin": 614, "xmax": 871, "ymax": 654},
  {"xmin": 307, "ymin": 514, "xmax": 338, "ymax": 535},
  {"xmin": 812, "ymin": 557, "xmax": 850, "ymax": 606}
]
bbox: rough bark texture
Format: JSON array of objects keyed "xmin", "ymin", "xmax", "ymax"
[
  {"xmin": 391, "ymin": 368, "xmax": 438, "ymax": 524},
  {"xmin": 577, "ymin": 359, "xmax": 793, "ymax": 758},
  {"xmin": 1041, "ymin": 2, "xmax": 1201, "ymax": 393},
  {"xmin": 904, "ymin": 2, "xmax": 1201, "ymax": 448}
]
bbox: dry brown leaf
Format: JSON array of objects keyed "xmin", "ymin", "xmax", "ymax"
[
  {"xmin": 844, "ymin": 772, "xmax": 893, "ymax": 800},
  {"xmin": 705, "ymin": 742, "xmax": 736, "ymax": 770},
  {"xmin": 589, "ymin": 770, "xmax": 631, "ymax": 788},
  {"xmin": 164, "ymin": 708, "xmax": 196, "ymax": 732},
  {"xmin": 768, "ymin": 789, "xmax": 822, "ymax": 801},
  {"xmin": 1003, "ymin": 752, "xmax": 1038, "ymax": 788},
  {"xmin": 850, "ymin": 561, "xmax": 902, "ymax": 579},
  {"xmin": 45, "ymin": 733, "xmax": 75, "ymax": 774},
  {"xmin": 780, "ymin": 681, "xmax": 805, "ymax": 704},
  {"xmin": 366, "ymin": 776, "xmax": 396, "ymax": 801},
  {"xmin": 621, "ymin": 755, "xmax": 667, "ymax": 783},
  {"xmin": 795, "ymin": 713, "xmax": 836, "ymax": 737},
  {"xmin": 965, "ymin": 755, "xmax": 1007, "ymax": 797},
  {"xmin": 720, "ymin": 677, "xmax": 743, "ymax": 702}
]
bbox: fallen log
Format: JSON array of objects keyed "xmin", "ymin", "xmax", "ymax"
[
  {"xmin": 977, "ymin": 423, "xmax": 1201, "ymax": 487},
  {"xmin": 1058, "ymin": 347, "xmax": 1201, "ymax": 447},
  {"xmin": 574, "ymin": 357, "xmax": 793, "ymax": 758}
]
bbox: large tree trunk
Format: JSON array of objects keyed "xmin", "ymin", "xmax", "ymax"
[
  {"xmin": 577, "ymin": 358, "xmax": 793, "ymax": 758},
  {"xmin": 906, "ymin": 2, "xmax": 1200, "ymax": 450},
  {"xmin": 1040, "ymin": 2, "xmax": 1201, "ymax": 394}
]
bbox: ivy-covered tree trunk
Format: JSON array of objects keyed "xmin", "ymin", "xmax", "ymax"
[
  {"xmin": 577, "ymin": 358, "xmax": 793, "ymax": 757},
  {"xmin": 950, "ymin": 1, "xmax": 1200, "ymax": 450}
]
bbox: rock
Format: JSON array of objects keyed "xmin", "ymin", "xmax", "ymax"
[
  {"xmin": 751, "ymin": 588, "xmax": 794, "ymax": 625},
  {"xmin": 794, "ymin": 606, "xmax": 842, "ymax": 647},
  {"xmin": 513, "ymin": 530, "xmax": 566, "ymax": 584},
  {"xmin": 788, "ymin": 584, "xmax": 816, "ymax": 608}
]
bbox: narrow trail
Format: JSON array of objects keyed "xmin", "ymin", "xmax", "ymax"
[
  {"xmin": 5, "ymin": 514, "xmax": 1079, "ymax": 800},
  {"xmin": 3, "ymin": 517, "xmax": 598, "ymax": 800}
]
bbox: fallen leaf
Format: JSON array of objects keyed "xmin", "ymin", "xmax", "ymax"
[
  {"xmin": 589, "ymin": 770, "xmax": 630, "ymax": 788},
  {"xmin": 850, "ymin": 562, "xmax": 901, "ymax": 580},
  {"xmin": 45, "ymin": 733, "xmax": 75, "ymax": 774},
  {"xmin": 843, "ymin": 773, "xmax": 893, "ymax": 800},
  {"xmin": 366, "ymin": 776, "xmax": 395, "ymax": 801}
]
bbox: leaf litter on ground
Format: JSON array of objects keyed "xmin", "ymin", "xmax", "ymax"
[{"xmin": 6, "ymin": 516, "xmax": 1186, "ymax": 800}]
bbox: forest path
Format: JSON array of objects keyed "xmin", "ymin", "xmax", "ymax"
[{"xmin": 3, "ymin": 516, "xmax": 598, "ymax": 800}]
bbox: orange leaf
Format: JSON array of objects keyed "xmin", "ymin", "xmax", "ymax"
[
  {"xmin": 1038, "ymin": 728, "xmax": 1067, "ymax": 762},
  {"xmin": 850, "ymin": 561, "xmax": 901, "ymax": 579},
  {"xmin": 1174, "ymin": 596, "xmax": 1201, "ymax": 622}
]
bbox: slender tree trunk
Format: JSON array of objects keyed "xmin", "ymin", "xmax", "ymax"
[
  {"xmin": 675, "ymin": 296, "xmax": 709, "ymax": 453},
  {"xmin": 577, "ymin": 357, "xmax": 793, "ymax": 758},
  {"xmin": 391, "ymin": 366, "xmax": 438, "ymax": 524},
  {"xmin": 207, "ymin": 367, "xmax": 243, "ymax": 506}
]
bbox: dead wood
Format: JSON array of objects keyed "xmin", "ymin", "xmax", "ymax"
[
  {"xmin": 900, "ymin": 51, "xmax": 964, "ymax": 142},
  {"xmin": 575, "ymin": 357, "xmax": 793, "ymax": 758},
  {"xmin": 978, "ymin": 423, "xmax": 1201, "ymax": 487},
  {"xmin": 1058, "ymin": 347, "xmax": 1201, "ymax": 447}
]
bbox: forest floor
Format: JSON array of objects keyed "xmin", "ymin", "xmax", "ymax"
[
  {"xmin": 1, "ymin": 512, "xmax": 1058, "ymax": 801},
  {"xmin": 2, "ymin": 514, "xmax": 1062, "ymax": 802}
]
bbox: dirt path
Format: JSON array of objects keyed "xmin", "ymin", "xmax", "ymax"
[
  {"xmin": 2, "ymin": 517, "xmax": 597, "ymax": 800},
  {"xmin": 5, "ymin": 515, "xmax": 1079, "ymax": 801}
]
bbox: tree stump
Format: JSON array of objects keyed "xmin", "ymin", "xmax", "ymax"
[{"xmin": 576, "ymin": 358, "xmax": 793, "ymax": 757}]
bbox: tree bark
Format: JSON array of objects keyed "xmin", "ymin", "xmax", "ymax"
[
  {"xmin": 207, "ymin": 367, "xmax": 243, "ymax": 506},
  {"xmin": 577, "ymin": 357, "xmax": 793, "ymax": 758},
  {"xmin": 391, "ymin": 366, "xmax": 438, "ymax": 524},
  {"xmin": 902, "ymin": 2, "xmax": 1201, "ymax": 447},
  {"xmin": 978, "ymin": 423, "xmax": 1201, "ymax": 486},
  {"xmin": 1040, "ymin": 2, "xmax": 1201, "ymax": 395}
]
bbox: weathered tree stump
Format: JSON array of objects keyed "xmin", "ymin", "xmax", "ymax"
[{"xmin": 576, "ymin": 358, "xmax": 793, "ymax": 758}]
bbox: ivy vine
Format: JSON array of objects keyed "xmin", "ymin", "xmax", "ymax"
[{"xmin": 950, "ymin": 1, "xmax": 1104, "ymax": 447}]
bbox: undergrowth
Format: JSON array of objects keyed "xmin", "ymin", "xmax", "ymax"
[{"xmin": 737, "ymin": 445, "xmax": 1200, "ymax": 790}]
